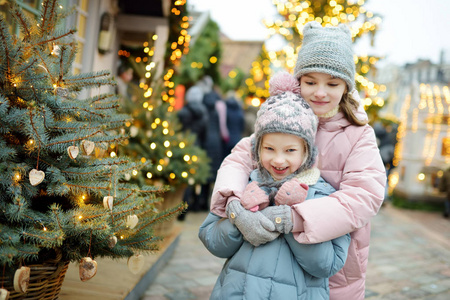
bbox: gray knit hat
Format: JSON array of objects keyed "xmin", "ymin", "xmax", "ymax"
[
  {"xmin": 294, "ymin": 21, "xmax": 355, "ymax": 91},
  {"xmin": 253, "ymin": 72, "xmax": 318, "ymax": 175}
]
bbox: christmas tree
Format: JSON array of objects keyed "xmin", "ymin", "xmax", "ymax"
[
  {"xmin": 0, "ymin": 0, "xmax": 182, "ymax": 291},
  {"xmin": 175, "ymin": 18, "xmax": 222, "ymax": 86},
  {"xmin": 116, "ymin": 0, "xmax": 211, "ymax": 189},
  {"xmin": 119, "ymin": 75, "xmax": 211, "ymax": 189}
]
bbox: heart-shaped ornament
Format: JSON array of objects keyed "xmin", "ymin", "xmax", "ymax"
[
  {"xmin": 13, "ymin": 266, "xmax": 30, "ymax": 293},
  {"xmin": 79, "ymin": 257, "xmax": 97, "ymax": 282},
  {"xmin": 0, "ymin": 288, "xmax": 10, "ymax": 300},
  {"xmin": 103, "ymin": 196, "xmax": 114, "ymax": 210},
  {"xmin": 126, "ymin": 214, "xmax": 139, "ymax": 229},
  {"xmin": 124, "ymin": 173, "xmax": 131, "ymax": 181},
  {"xmin": 29, "ymin": 169, "xmax": 45, "ymax": 186},
  {"xmin": 81, "ymin": 140, "xmax": 95, "ymax": 155},
  {"xmin": 68, "ymin": 145, "xmax": 79, "ymax": 159},
  {"xmin": 130, "ymin": 126, "xmax": 139, "ymax": 137},
  {"xmin": 127, "ymin": 254, "xmax": 144, "ymax": 274},
  {"xmin": 108, "ymin": 236, "xmax": 118, "ymax": 248}
]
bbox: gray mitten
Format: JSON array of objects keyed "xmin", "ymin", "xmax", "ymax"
[
  {"xmin": 226, "ymin": 200, "xmax": 280, "ymax": 247},
  {"xmin": 260, "ymin": 205, "xmax": 293, "ymax": 234}
]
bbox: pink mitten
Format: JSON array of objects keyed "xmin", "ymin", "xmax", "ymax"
[
  {"xmin": 241, "ymin": 181, "xmax": 270, "ymax": 211},
  {"xmin": 274, "ymin": 179, "xmax": 309, "ymax": 206}
]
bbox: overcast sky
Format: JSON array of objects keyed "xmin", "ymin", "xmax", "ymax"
[{"xmin": 188, "ymin": 0, "xmax": 450, "ymax": 66}]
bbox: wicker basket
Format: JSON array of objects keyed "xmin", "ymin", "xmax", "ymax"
[{"xmin": 1, "ymin": 249, "xmax": 69, "ymax": 300}]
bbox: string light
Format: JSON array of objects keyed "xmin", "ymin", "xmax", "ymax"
[{"xmin": 14, "ymin": 172, "xmax": 21, "ymax": 181}]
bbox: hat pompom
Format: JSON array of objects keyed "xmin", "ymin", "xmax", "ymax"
[{"xmin": 269, "ymin": 71, "xmax": 301, "ymax": 96}]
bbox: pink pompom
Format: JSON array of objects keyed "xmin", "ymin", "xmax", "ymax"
[{"xmin": 269, "ymin": 71, "xmax": 301, "ymax": 96}]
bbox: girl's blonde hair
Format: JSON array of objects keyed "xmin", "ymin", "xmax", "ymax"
[{"xmin": 339, "ymin": 91, "xmax": 368, "ymax": 126}]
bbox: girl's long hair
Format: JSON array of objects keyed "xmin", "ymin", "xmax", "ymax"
[{"xmin": 339, "ymin": 91, "xmax": 368, "ymax": 126}]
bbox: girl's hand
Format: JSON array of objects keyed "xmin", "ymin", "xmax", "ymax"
[
  {"xmin": 241, "ymin": 181, "xmax": 269, "ymax": 210},
  {"xmin": 275, "ymin": 179, "xmax": 308, "ymax": 206},
  {"xmin": 226, "ymin": 200, "xmax": 280, "ymax": 246},
  {"xmin": 260, "ymin": 205, "xmax": 293, "ymax": 234}
]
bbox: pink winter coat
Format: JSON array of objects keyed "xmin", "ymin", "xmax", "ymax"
[{"xmin": 210, "ymin": 111, "xmax": 386, "ymax": 300}]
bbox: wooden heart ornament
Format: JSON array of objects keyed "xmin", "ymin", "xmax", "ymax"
[
  {"xmin": 81, "ymin": 140, "xmax": 95, "ymax": 155},
  {"xmin": 126, "ymin": 214, "xmax": 139, "ymax": 229},
  {"xmin": 67, "ymin": 145, "xmax": 79, "ymax": 159},
  {"xmin": 29, "ymin": 169, "xmax": 45, "ymax": 186},
  {"xmin": 13, "ymin": 266, "xmax": 30, "ymax": 293},
  {"xmin": 0, "ymin": 288, "xmax": 10, "ymax": 300},
  {"xmin": 127, "ymin": 254, "xmax": 144, "ymax": 274},
  {"xmin": 108, "ymin": 236, "xmax": 118, "ymax": 248},
  {"xmin": 129, "ymin": 126, "xmax": 139, "ymax": 137},
  {"xmin": 103, "ymin": 196, "xmax": 114, "ymax": 210},
  {"xmin": 79, "ymin": 257, "xmax": 97, "ymax": 282}
]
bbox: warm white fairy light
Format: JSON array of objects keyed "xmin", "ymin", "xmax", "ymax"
[{"xmin": 14, "ymin": 173, "xmax": 21, "ymax": 181}]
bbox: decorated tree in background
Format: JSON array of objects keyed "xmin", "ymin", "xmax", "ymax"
[
  {"xmin": 239, "ymin": 44, "xmax": 273, "ymax": 104},
  {"xmin": 117, "ymin": 0, "xmax": 210, "ymax": 190},
  {"xmin": 175, "ymin": 18, "xmax": 222, "ymax": 87},
  {"xmin": 221, "ymin": 67, "xmax": 247, "ymax": 94},
  {"xmin": 245, "ymin": 0, "xmax": 385, "ymax": 121},
  {"xmin": 0, "ymin": 0, "xmax": 182, "ymax": 293}
]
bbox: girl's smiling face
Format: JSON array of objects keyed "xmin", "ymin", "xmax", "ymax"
[
  {"xmin": 299, "ymin": 72, "xmax": 347, "ymax": 116},
  {"xmin": 260, "ymin": 133, "xmax": 306, "ymax": 181}
]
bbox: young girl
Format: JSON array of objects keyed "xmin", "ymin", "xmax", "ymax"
[
  {"xmin": 208, "ymin": 21, "xmax": 386, "ymax": 300},
  {"xmin": 238, "ymin": 72, "xmax": 316, "ymax": 213},
  {"xmin": 199, "ymin": 73, "xmax": 351, "ymax": 299}
]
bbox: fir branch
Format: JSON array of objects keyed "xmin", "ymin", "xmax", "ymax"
[
  {"xmin": 33, "ymin": 47, "xmax": 56, "ymax": 83},
  {"xmin": 21, "ymin": 231, "xmax": 62, "ymax": 242},
  {"xmin": 50, "ymin": 205, "xmax": 64, "ymax": 231},
  {"xmin": 15, "ymin": 58, "xmax": 38, "ymax": 78},
  {"xmin": 28, "ymin": 108, "xmax": 43, "ymax": 168},
  {"xmin": 63, "ymin": 71, "xmax": 111, "ymax": 82},
  {"xmin": 52, "ymin": 106, "xmax": 107, "ymax": 118},
  {"xmin": 40, "ymin": 0, "xmax": 59, "ymax": 39},
  {"xmin": 137, "ymin": 203, "xmax": 185, "ymax": 231},
  {"xmin": 0, "ymin": 16, "xmax": 12, "ymax": 85},
  {"xmin": 10, "ymin": 2, "xmax": 32, "ymax": 39},
  {"xmin": 120, "ymin": 235, "xmax": 160, "ymax": 247},
  {"xmin": 46, "ymin": 129, "xmax": 103, "ymax": 147}
]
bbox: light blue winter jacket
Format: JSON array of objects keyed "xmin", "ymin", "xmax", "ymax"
[{"xmin": 198, "ymin": 177, "xmax": 351, "ymax": 300}]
